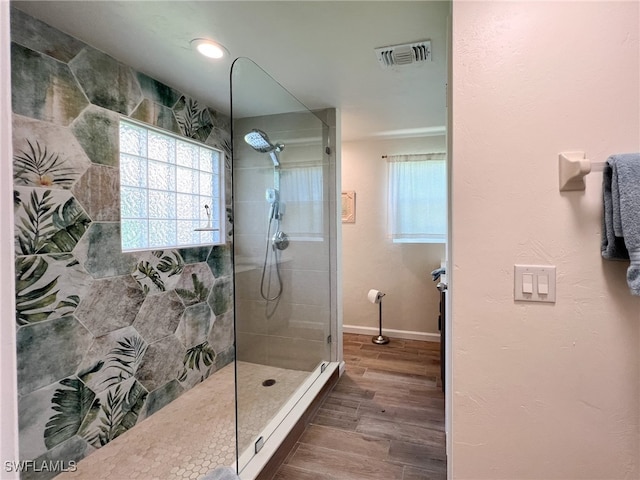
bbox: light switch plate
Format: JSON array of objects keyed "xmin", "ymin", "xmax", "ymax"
[{"xmin": 514, "ymin": 265, "xmax": 556, "ymax": 303}]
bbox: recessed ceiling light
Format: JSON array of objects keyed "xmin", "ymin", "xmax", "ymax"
[{"xmin": 191, "ymin": 38, "xmax": 228, "ymax": 59}]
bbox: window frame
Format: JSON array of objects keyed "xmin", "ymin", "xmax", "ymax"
[
  {"xmin": 118, "ymin": 117, "xmax": 226, "ymax": 253},
  {"xmin": 387, "ymin": 153, "xmax": 447, "ymax": 244}
]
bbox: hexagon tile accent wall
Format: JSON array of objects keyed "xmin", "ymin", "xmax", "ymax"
[{"xmin": 10, "ymin": 6, "xmax": 234, "ymax": 475}]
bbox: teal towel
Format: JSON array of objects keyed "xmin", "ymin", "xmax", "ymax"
[{"xmin": 602, "ymin": 153, "xmax": 640, "ymax": 295}]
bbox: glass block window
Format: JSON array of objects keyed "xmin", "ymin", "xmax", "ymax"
[{"xmin": 119, "ymin": 119, "xmax": 224, "ymax": 252}]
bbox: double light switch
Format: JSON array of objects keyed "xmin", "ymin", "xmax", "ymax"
[{"xmin": 514, "ymin": 265, "xmax": 556, "ymax": 303}]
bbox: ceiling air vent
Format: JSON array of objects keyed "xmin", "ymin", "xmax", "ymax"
[{"xmin": 375, "ymin": 40, "xmax": 432, "ymax": 69}]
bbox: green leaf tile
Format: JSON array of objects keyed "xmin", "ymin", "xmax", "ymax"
[
  {"xmin": 10, "ymin": 7, "xmax": 86, "ymax": 63},
  {"xmin": 130, "ymin": 98, "xmax": 181, "ymax": 134},
  {"xmin": 20, "ymin": 436, "xmax": 94, "ymax": 480},
  {"xmin": 73, "ymin": 223, "xmax": 138, "ymax": 279},
  {"xmin": 135, "ymin": 72, "xmax": 181, "ymax": 108},
  {"xmin": 17, "ymin": 316, "xmax": 93, "ymax": 397},
  {"xmin": 11, "ymin": 43, "xmax": 89, "ymax": 126},
  {"xmin": 208, "ymin": 311, "xmax": 234, "ymax": 360},
  {"xmin": 69, "ymin": 47, "xmax": 142, "ymax": 115},
  {"xmin": 140, "ymin": 379, "xmax": 185, "ymax": 419},
  {"xmin": 70, "ymin": 105, "xmax": 120, "ymax": 167},
  {"xmin": 207, "ymin": 277, "xmax": 232, "ymax": 316}
]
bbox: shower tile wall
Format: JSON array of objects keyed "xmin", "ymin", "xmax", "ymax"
[
  {"xmin": 234, "ymin": 114, "xmax": 330, "ymax": 372},
  {"xmin": 10, "ymin": 8, "xmax": 234, "ymax": 478}
]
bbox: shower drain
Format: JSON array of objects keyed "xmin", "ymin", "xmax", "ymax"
[{"xmin": 262, "ymin": 379, "xmax": 276, "ymax": 387}]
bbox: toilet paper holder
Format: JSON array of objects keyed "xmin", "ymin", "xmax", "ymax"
[{"xmin": 368, "ymin": 289, "xmax": 389, "ymax": 345}]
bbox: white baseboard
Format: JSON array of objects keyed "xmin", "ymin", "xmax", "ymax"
[{"xmin": 342, "ymin": 324, "xmax": 440, "ymax": 342}]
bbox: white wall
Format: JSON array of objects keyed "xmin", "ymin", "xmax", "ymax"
[
  {"xmin": 342, "ymin": 136, "xmax": 446, "ymax": 338},
  {"xmin": 0, "ymin": 0, "xmax": 19, "ymax": 476},
  {"xmin": 451, "ymin": 1, "xmax": 640, "ymax": 478}
]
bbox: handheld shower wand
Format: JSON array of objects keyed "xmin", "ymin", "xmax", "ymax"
[
  {"xmin": 244, "ymin": 129, "xmax": 288, "ymax": 303},
  {"xmin": 266, "ymin": 188, "xmax": 279, "ymax": 220}
]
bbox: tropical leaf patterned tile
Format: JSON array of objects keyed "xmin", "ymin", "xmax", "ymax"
[
  {"xmin": 19, "ymin": 381, "xmax": 64, "ymax": 461},
  {"xmin": 131, "ymin": 250, "xmax": 184, "ymax": 296},
  {"xmin": 79, "ymin": 377, "xmax": 148, "ymax": 448},
  {"xmin": 11, "ymin": 8, "xmax": 236, "ymax": 466},
  {"xmin": 44, "ymin": 377, "xmax": 96, "ymax": 450},
  {"xmin": 13, "ymin": 115, "xmax": 90, "ymax": 189},
  {"xmin": 75, "ymin": 326, "xmax": 148, "ymax": 394},
  {"xmin": 174, "ymin": 263, "xmax": 215, "ymax": 307},
  {"xmin": 177, "ymin": 340, "xmax": 216, "ymax": 389},
  {"xmin": 15, "ymin": 253, "xmax": 92, "ymax": 326},
  {"xmin": 173, "ymin": 95, "xmax": 213, "ymax": 142},
  {"xmin": 13, "ymin": 187, "xmax": 91, "ymax": 256}
]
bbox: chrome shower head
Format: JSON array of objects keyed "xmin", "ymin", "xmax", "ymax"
[
  {"xmin": 244, "ymin": 129, "xmax": 284, "ymax": 167},
  {"xmin": 244, "ymin": 129, "xmax": 273, "ymax": 153}
]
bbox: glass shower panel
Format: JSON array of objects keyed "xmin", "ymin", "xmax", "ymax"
[{"xmin": 231, "ymin": 58, "xmax": 333, "ymax": 472}]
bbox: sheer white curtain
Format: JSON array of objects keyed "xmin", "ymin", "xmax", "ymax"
[
  {"xmin": 387, "ymin": 153, "xmax": 446, "ymax": 243},
  {"xmin": 280, "ymin": 165, "xmax": 324, "ymax": 239}
]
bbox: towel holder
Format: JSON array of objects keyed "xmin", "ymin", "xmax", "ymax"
[{"xmin": 559, "ymin": 151, "xmax": 606, "ymax": 192}]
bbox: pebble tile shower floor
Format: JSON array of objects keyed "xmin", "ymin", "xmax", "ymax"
[{"xmin": 57, "ymin": 362, "xmax": 308, "ymax": 480}]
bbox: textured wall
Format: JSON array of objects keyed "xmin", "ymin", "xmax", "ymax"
[
  {"xmin": 10, "ymin": 7, "xmax": 234, "ymax": 475},
  {"xmin": 451, "ymin": 1, "xmax": 640, "ymax": 478},
  {"xmin": 342, "ymin": 136, "xmax": 446, "ymax": 337}
]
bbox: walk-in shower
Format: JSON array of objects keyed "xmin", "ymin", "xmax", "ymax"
[{"xmin": 231, "ymin": 58, "xmax": 338, "ymax": 476}]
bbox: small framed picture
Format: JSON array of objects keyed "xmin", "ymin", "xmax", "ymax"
[{"xmin": 342, "ymin": 191, "xmax": 356, "ymax": 223}]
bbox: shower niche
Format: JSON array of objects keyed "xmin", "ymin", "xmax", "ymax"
[{"xmin": 230, "ymin": 58, "xmax": 339, "ymax": 476}]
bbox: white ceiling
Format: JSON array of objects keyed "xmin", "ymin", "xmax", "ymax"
[{"xmin": 13, "ymin": 1, "xmax": 449, "ymax": 141}]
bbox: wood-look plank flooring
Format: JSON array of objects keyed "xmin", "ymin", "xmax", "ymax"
[{"xmin": 272, "ymin": 333, "xmax": 446, "ymax": 480}]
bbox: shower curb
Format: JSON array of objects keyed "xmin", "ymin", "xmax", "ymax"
[{"xmin": 253, "ymin": 367, "xmax": 339, "ymax": 480}]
